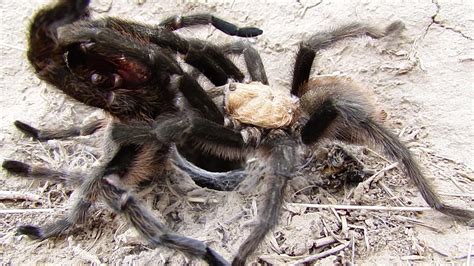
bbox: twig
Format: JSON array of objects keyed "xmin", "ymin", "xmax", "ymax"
[
  {"xmin": 86, "ymin": 229, "xmax": 102, "ymax": 251},
  {"xmin": 393, "ymin": 215, "xmax": 442, "ymax": 233},
  {"xmin": 429, "ymin": 162, "xmax": 466, "ymax": 192},
  {"xmin": 428, "ymin": 246, "xmax": 449, "ymax": 257},
  {"xmin": 297, "ymin": 153, "xmax": 315, "ymax": 171},
  {"xmin": 287, "ymin": 203, "xmax": 432, "ymax": 212},
  {"xmin": 0, "ymin": 191, "xmax": 41, "ymax": 202},
  {"xmin": 353, "ymin": 162, "xmax": 399, "ymax": 201},
  {"xmin": 291, "ymin": 185, "xmax": 320, "ymax": 198},
  {"xmin": 348, "ymin": 224, "xmax": 369, "ymax": 251},
  {"xmin": 366, "ymin": 162, "xmax": 399, "ymax": 186},
  {"xmin": 267, "ymin": 233, "xmax": 281, "ymax": 254},
  {"xmin": 187, "ymin": 197, "xmax": 218, "ymax": 204},
  {"xmin": 0, "ymin": 208, "xmax": 58, "ymax": 214},
  {"xmin": 341, "ymin": 216, "xmax": 348, "ymax": 237},
  {"xmin": 428, "ymin": 152, "xmax": 459, "ymax": 164},
  {"xmin": 321, "ymin": 219, "xmax": 343, "ymax": 244},
  {"xmin": 314, "ymin": 236, "xmax": 337, "ymax": 248},
  {"xmin": 364, "ymin": 147, "xmax": 392, "ymax": 163},
  {"xmin": 351, "ymin": 233, "xmax": 355, "ymax": 265},
  {"xmin": 298, "ymin": 0, "xmax": 322, "ymax": 18},
  {"xmin": 331, "ymin": 207, "xmax": 342, "ymax": 224},
  {"xmin": 291, "ymin": 240, "xmax": 351, "ymax": 265},
  {"xmin": 378, "ymin": 181, "xmax": 405, "ymax": 206}
]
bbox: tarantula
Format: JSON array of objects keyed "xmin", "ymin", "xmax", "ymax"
[
  {"xmin": 2, "ymin": 0, "xmax": 263, "ymax": 264},
  {"xmin": 115, "ymin": 21, "xmax": 474, "ymax": 265}
]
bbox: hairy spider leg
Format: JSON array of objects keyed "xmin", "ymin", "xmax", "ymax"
[
  {"xmin": 13, "ymin": 133, "xmax": 230, "ymax": 263},
  {"xmin": 160, "ymin": 13, "xmax": 262, "ymax": 37},
  {"xmin": 184, "ymin": 39, "xmax": 245, "ymax": 85},
  {"xmin": 177, "ymin": 73, "xmax": 224, "ymax": 123},
  {"xmin": 2, "ymin": 160, "xmax": 85, "ymax": 187},
  {"xmin": 296, "ymin": 22, "xmax": 473, "ymax": 219},
  {"xmin": 300, "ymin": 98, "xmax": 338, "ymax": 144},
  {"xmin": 232, "ymin": 132, "xmax": 298, "ymax": 266},
  {"xmin": 13, "ymin": 122, "xmax": 125, "ymax": 239},
  {"xmin": 291, "ymin": 21, "xmax": 405, "ymax": 97},
  {"xmin": 3, "ymin": 143, "xmax": 243, "ymax": 194},
  {"xmin": 221, "ymin": 41, "xmax": 268, "ymax": 84},
  {"xmin": 111, "ymin": 113, "xmax": 248, "ymax": 160},
  {"xmin": 13, "ymin": 119, "xmax": 104, "ymax": 141},
  {"xmin": 100, "ymin": 174, "xmax": 229, "ymax": 265}
]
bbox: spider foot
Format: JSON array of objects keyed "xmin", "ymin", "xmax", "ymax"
[
  {"xmin": 2, "ymin": 160, "xmax": 31, "ymax": 175},
  {"xmin": 16, "ymin": 225, "xmax": 43, "ymax": 240},
  {"xmin": 17, "ymin": 218, "xmax": 72, "ymax": 240},
  {"xmin": 203, "ymin": 247, "xmax": 230, "ymax": 266},
  {"xmin": 14, "ymin": 120, "xmax": 40, "ymax": 140}
]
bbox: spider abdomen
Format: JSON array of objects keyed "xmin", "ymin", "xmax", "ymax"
[{"xmin": 224, "ymin": 82, "xmax": 299, "ymax": 129}]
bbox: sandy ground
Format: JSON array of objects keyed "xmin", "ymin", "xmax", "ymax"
[{"xmin": 0, "ymin": 0, "xmax": 473, "ymax": 265}]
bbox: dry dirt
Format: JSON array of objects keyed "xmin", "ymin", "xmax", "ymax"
[{"xmin": 0, "ymin": 0, "xmax": 473, "ymax": 265}]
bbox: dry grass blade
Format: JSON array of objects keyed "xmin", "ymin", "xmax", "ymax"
[
  {"xmin": 438, "ymin": 192, "xmax": 474, "ymax": 198},
  {"xmin": 468, "ymin": 242, "xmax": 473, "ymax": 266},
  {"xmin": 401, "ymin": 255, "xmax": 426, "ymax": 261},
  {"xmin": 0, "ymin": 208, "xmax": 58, "ymax": 214},
  {"xmin": 287, "ymin": 203, "xmax": 432, "ymax": 212}
]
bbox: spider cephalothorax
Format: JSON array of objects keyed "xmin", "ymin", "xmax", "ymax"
[
  {"xmin": 3, "ymin": 0, "xmax": 263, "ymax": 264},
  {"xmin": 115, "ymin": 20, "xmax": 474, "ymax": 265},
  {"xmin": 27, "ymin": 0, "xmax": 262, "ymax": 122}
]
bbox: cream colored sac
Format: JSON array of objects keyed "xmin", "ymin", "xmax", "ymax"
[{"xmin": 224, "ymin": 82, "xmax": 299, "ymax": 128}]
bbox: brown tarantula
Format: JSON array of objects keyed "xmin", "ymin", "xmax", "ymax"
[
  {"xmin": 115, "ymin": 21, "xmax": 474, "ymax": 265},
  {"xmin": 2, "ymin": 0, "xmax": 263, "ymax": 264}
]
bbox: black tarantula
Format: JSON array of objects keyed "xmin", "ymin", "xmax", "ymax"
[
  {"xmin": 2, "ymin": 0, "xmax": 263, "ymax": 264},
  {"xmin": 114, "ymin": 19, "xmax": 474, "ymax": 266}
]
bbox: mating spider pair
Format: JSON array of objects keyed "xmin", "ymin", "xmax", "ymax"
[{"xmin": 3, "ymin": 0, "xmax": 473, "ymax": 265}]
